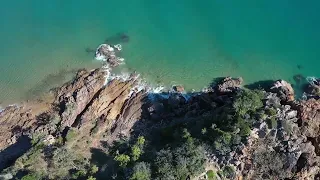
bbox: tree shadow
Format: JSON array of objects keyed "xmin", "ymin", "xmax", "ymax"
[
  {"xmin": 90, "ymin": 148, "xmax": 118, "ymax": 180},
  {"xmin": 0, "ymin": 135, "xmax": 31, "ymax": 171},
  {"xmin": 244, "ymin": 80, "xmax": 274, "ymax": 90},
  {"xmin": 209, "ymin": 77, "xmax": 226, "ymax": 88}
]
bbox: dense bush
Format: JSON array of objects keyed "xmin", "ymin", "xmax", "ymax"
[
  {"xmin": 153, "ymin": 130, "xmax": 206, "ymax": 179},
  {"xmin": 233, "ymin": 89, "xmax": 264, "ymax": 116},
  {"xmin": 130, "ymin": 162, "xmax": 151, "ymax": 180}
]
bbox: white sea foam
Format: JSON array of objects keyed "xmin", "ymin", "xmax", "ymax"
[
  {"xmin": 95, "ymin": 43, "xmax": 195, "ymax": 103},
  {"xmin": 306, "ymin": 76, "xmax": 318, "ymax": 85},
  {"xmin": 114, "ymin": 44, "xmax": 122, "ymax": 51}
]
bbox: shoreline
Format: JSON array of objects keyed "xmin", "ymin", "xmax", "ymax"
[
  {"xmin": 0, "ymin": 43, "xmax": 318, "ymax": 110},
  {"xmin": 1, "ymin": 60, "xmax": 320, "ymax": 178}
]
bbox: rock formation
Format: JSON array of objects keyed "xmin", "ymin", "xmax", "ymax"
[
  {"xmin": 305, "ymin": 77, "xmax": 320, "ymax": 98},
  {"xmin": 217, "ymin": 77, "xmax": 243, "ymax": 93},
  {"xmin": 55, "ymin": 69, "xmax": 106, "ymax": 128},
  {"xmin": 0, "ymin": 68, "xmax": 145, "ymax": 171},
  {"xmin": 271, "ymin": 80, "xmax": 295, "ymax": 101},
  {"xmin": 2, "ymin": 70, "xmax": 320, "ymax": 180},
  {"xmin": 95, "ymin": 44, "xmax": 124, "ymax": 67}
]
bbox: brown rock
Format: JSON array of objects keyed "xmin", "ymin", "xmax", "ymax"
[
  {"xmin": 80, "ymin": 78, "xmax": 137, "ymax": 125},
  {"xmin": 0, "ymin": 106, "xmax": 35, "ymax": 150},
  {"xmin": 55, "ymin": 69, "xmax": 106, "ymax": 128},
  {"xmin": 297, "ymin": 98, "xmax": 320, "ymax": 137},
  {"xmin": 217, "ymin": 77, "xmax": 243, "ymax": 93},
  {"xmin": 271, "ymin": 80, "xmax": 295, "ymax": 101},
  {"xmin": 173, "ymin": 85, "xmax": 185, "ymax": 93}
]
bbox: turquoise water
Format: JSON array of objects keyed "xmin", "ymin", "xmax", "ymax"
[{"xmin": 0, "ymin": 0, "xmax": 320, "ymax": 105}]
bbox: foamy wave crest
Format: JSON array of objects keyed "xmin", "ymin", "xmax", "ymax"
[
  {"xmin": 95, "ymin": 44, "xmax": 125, "ymax": 68},
  {"xmin": 306, "ymin": 76, "xmax": 318, "ymax": 85}
]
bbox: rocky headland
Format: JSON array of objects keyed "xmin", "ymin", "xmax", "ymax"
[{"xmin": 1, "ymin": 45, "xmax": 320, "ymax": 180}]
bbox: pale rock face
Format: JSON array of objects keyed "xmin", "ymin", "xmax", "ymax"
[{"xmin": 271, "ymin": 80, "xmax": 295, "ymax": 101}]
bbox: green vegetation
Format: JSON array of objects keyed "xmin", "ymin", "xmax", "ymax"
[
  {"xmin": 66, "ymin": 128, "xmax": 77, "ymax": 142},
  {"xmin": 21, "ymin": 173, "xmax": 40, "ymax": 180},
  {"xmin": 265, "ymin": 107, "xmax": 277, "ymax": 117},
  {"xmin": 6, "ymin": 89, "xmax": 273, "ymax": 180},
  {"xmin": 130, "ymin": 162, "xmax": 151, "ymax": 180},
  {"xmin": 105, "ymin": 89, "xmax": 266, "ymax": 179},
  {"xmin": 267, "ymin": 117, "xmax": 278, "ymax": 129},
  {"xmin": 114, "ymin": 154, "xmax": 131, "ymax": 167},
  {"xmin": 222, "ymin": 165, "xmax": 236, "ymax": 179},
  {"xmin": 207, "ymin": 170, "xmax": 217, "ymax": 180},
  {"xmin": 233, "ymin": 89, "xmax": 264, "ymax": 116}
]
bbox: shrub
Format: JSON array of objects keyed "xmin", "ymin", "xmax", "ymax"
[
  {"xmin": 90, "ymin": 164, "xmax": 99, "ymax": 174},
  {"xmin": 237, "ymin": 117, "xmax": 251, "ymax": 137},
  {"xmin": 71, "ymin": 170, "xmax": 87, "ymax": 179},
  {"xmin": 265, "ymin": 108, "xmax": 277, "ymax": 117},
  {"xmin": 114, "ymin": 154, "xmax": 130, "ymax": 167},
  {"xmin": 223, "ymin": 165, "xmax": 235, "ymax": 179},
  {"xmin": 87, "ymin": 176, "xmax": 96, "ymax": 180},
  {"xmin": 21, "ymin": 173, "xmax": 39, "ymax": 180},
  {"xmin": 207, "ymin": 170, "xmax": 217, "ymax": 180},
  {"xmin": 131, "ymin": 145, "xmax": 142, "ymax": 161},
  {"xmin": 137, "ymin": 136, "xmax": 145, "ymax": 146},
  {"xmin": 130, "ymin": 162, "xmax": 151, "ymax": 180},
  {"xmin": 267, "ymin": 117, "xmax": 278, "ymax": 129},
  {"xmin": 233, "ymin": 89, "xmax": 264, "ymax": 116},
  {"xmin": 66, "ymin": 128, "xmax": 77, "ymax": 142},
  {"xmin": 201, "ymin": 128, "xmax": 207, "ymax": 135}
]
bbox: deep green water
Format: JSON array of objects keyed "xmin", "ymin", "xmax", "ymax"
[{"xmin": 0, "ymin": 0, "xmax": 320, "ymax": 105}]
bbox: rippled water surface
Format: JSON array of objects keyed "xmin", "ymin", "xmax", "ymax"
[{"xmin": 0, "ymin": 0, "xmax": 320, "ymax": 105}]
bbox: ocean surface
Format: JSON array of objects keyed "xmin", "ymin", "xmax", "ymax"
[{"xmin": 0, "ymin": 0, "xmax": 320, "ymax": 105}]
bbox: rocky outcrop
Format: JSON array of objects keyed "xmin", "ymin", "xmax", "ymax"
[
  {"xmin": 95, "ymin": 44, "xmax": 124, "ymax": 67},
  {"xmin": 235, "ymin": 104, "xmax": 320, "ymax": 179},
  {"xmin": 217, "ymin": 77, "xmax": 243, "ymax": 93},
  {"xmin": 104, "ymin": 91, "xmax": 146, "ymax": 143},
  {"xmin": 0, "ymin": 106, "xmax": 35, "ymax": 150},
  {"xmin": 296, "ymin": 98, "xmax": 320, "ymax": 137},
  {"xmin": 55, "ymin": 69, "xmax": 106, "ymax": 128},
  {"xmin": 305, "ymin": 77, "xmax": 320, "ymax": 98},
  {"xmin": 271, "ymin": 80, "xmax": 295, "ymax": 101},
  {"xmin": 3, "ymin": 66, "xmax": 320, "ymax": 179}
]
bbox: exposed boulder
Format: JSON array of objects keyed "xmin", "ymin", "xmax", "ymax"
[
  {"xmin": 173, "ymin": 85, "xmax": 185, "ymax": 93},
  {"xmin": 271, "ymin": 80, "xmax": 295, "ymax": 102},
  {"xmin": 217, "ymin": 77, "xmax": 243, "ymax": 93}
]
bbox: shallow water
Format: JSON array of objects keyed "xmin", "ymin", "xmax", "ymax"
[{"xmin": 0, "ymin": 0, "xmax": 320, "ymax": 105}]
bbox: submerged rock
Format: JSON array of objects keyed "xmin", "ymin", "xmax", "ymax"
[{"xmin": 293, "ymin": 74, "xmax": 304, "ymax": 84}]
